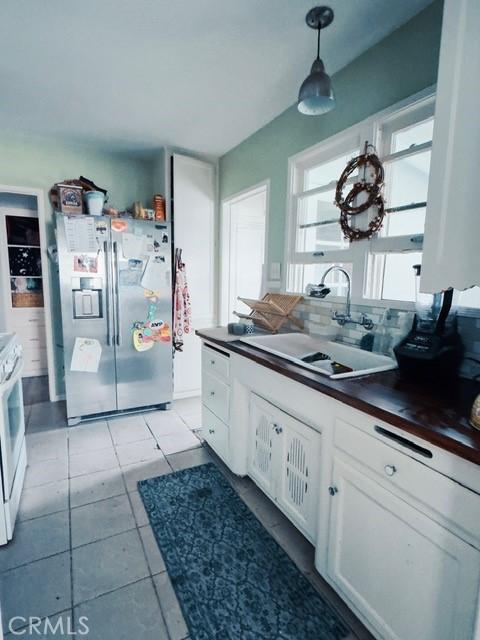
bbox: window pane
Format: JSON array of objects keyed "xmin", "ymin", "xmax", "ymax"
[
  {"xmin": 290, "ymin": 262, "xmax": 352, "ymax": 296},
  {"xmin": 296, "ymin": 190, "xmax": 348, "ymax": 253},
  {"xmin": 304, "ymin": 151, "xmax": 357, "ymax": 190},
  {"xmin": 367, "ymin": 252, "xmax": 422, "ymax": 302},
  {"xmin": 458, "ymin": 287, "xmax": 480, "ymax": 309},
  {"xmin": 392, "ymin": 118, "xmax": 434, "ymax": 153},
  {"xmin": 386, "ymin": 150, "xmax": 431, "ymax": 210},
  {"xmin": 383, "ymin": 206, "xmax": 426, "ymax": 236}
]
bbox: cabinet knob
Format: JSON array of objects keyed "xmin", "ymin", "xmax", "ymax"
[
  {"xmin": 210, "ymin": 359, "xmax": 215, "ymax": 365},
  {"xmin": 328, "ymin": 486, "xmax": 338, "ymax": 496},
  {"xmin": 272, "ymin": 423, "xmax": 283, "ymax": 434},
  {"xmin": 210, "ymin": 390, "xmax": 215, "ymax": 396},
  {"xmin": 208, "ymin": 428, "xmax": 215, "ymax": 434},
  {"xmin": 384, "ymin": 464, "xmax": 396, "ymax": 477}
]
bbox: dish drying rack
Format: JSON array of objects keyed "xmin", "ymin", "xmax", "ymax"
[{"xmin": 234, "ymin": 293, "xmax": 304, "ymax": 333}]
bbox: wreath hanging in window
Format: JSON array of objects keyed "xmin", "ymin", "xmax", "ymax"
[{"xmin": 335, "ymin": 143, "xmax": 386, "ymax": 241}]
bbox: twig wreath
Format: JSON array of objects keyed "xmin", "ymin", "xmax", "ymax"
[{"xmin": 335, "ymin": 143, "xmax": 386, "ymax": 241}]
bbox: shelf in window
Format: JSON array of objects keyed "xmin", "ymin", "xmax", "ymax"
[
  {"xmin": 7, "ymin": 244, "xmax": 41, "ymax": 249},
  {"xmin": 384, "ymin": 201, "xmax": 426, "ymax": 214},
  {"xmin": 382, "ymin": 140, "xmax": 432, "ymax": 164}
]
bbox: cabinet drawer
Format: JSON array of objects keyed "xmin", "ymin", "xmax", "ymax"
[
  {"xmin": 202, "ymin": 344, "xmax": 230, "ymax": 382},
  {"xmin": 202, "ymin": 371, "xmax": 229, "ymax": 423},
  {"xmin": 16, "ymin": 325, "xmax": 47, "ymax": 350},
  {"xmin": 12, "ymin": 311, "xmax": 46, "ymax": 329},
  {"xmin": 335, "ymin": 418, "xmax": 480, "ymax": 544},
  {"xmin": 202, "ymin": 405, "xmax": 228, "ymax": 462}
]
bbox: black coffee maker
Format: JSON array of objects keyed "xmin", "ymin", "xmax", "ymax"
[{"xmin": 394, "ymin": 265, "xmax": 463, "ymax": 379}]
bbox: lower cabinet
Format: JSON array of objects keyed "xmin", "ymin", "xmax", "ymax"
[
  {"xmin": 248, "ymin": 393, "xmax": 320, "ymax": 542},
  {"xmin": 327, "ymin": 452, "xmax": 480, "ymax": 640}
]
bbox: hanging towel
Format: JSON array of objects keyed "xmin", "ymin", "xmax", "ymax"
[{"xmin": 173, "ymin": 248, "xmax": 192, "ymax": 352}]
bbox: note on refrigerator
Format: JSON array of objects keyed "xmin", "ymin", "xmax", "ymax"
[
  {"xmin": 70, "ymin": 337, "xmax": 102, "ymax": 373},
  {"xmin": 141, "ymin": 255, "xmax": 170, "ymax": 293},
  {"xmin": 63, "ymin": 216, "xmax": 97, "ymax": 253},
  {"xmin": 121, "ymin": 232, "xmax": 146, "ymax": 259}
]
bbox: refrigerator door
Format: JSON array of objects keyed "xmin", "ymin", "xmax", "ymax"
[
  {"xmin": 56, "ymin": 213, "xmax": 117, "ymax": 420},
  {"xmin": 111, "ymin": 219, "xmax": 173, "ymax": 410}
]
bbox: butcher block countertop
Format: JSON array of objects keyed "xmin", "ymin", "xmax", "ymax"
[{"xmin": 197, "ymin": 328, "xmax": 480, "ymax": 466}]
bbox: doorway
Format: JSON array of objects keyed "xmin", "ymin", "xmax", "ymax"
[{"xmin": 221, "ymin": 182, "xmax": 268, "ymax": 324}]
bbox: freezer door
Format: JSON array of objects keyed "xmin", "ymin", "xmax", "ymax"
[
  {"xmin": 56, "ymin": 213, "xmax": 117, "ymax": 419},
  {"xmin": 111, "ymin": 219, "xmax": 173, "ymax": 410}
]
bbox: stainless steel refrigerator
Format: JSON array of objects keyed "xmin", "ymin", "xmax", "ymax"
[{"xmin": 56, "ymin": 213, "xmax": 173, "ymax": 425}]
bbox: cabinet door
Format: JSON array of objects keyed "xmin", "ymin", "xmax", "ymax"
[
  {"xmin": 248, "ymin": 394, "xmax": 275, "ymax": 497},
  {"xmin": 275, "ymin": 413, "xmax": 320, "ymax": 541},
  {"xmin": 327, "ymin": 454, "xmax": 480, "ymax": 640}
]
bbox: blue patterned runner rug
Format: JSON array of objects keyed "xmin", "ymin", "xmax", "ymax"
[{"xmin": 138, "ymin": 462, "xmax": 350, "ymax": 640}]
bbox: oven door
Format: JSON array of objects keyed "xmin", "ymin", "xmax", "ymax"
[{"xmin": 0, "ymin": 357, "xmax": 25, "ymax": 501}]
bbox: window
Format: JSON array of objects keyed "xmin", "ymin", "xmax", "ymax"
[{"xmin": 286, "ymin": 90, "xmax": 439, "ymax": 307}]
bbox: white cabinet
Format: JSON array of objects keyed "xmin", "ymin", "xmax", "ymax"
[
  {"xmin": 201, "ymin": 343, "xmax": 230, "ymax": 464},
  {"xmin": 327, "ymin": 451, "xmax": 480, "ymax": 640},
  {"xmin": 248, "ymin": 393, "xmax": 320, "ymax": 541},
  {"xmin": 421, "ymin": 0, "xmax": 480, "ymax": 292}
]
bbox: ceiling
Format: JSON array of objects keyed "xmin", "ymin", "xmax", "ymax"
[{"xmin": 0, "ymin": 0, "xmax": 434, "ymax": 157}]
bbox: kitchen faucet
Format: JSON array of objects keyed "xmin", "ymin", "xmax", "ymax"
[{"xmin": 311, "ymin": 265, "xmax": 374, "ymax": 330}]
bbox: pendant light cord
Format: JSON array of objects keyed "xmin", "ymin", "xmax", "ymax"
[{"xmin": 316, "ymin": 26, "xmax": 321, "ymax": 60}]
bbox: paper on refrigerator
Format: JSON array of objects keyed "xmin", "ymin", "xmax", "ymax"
[
  {"xmin": 121, "ymin": 233, "xmax": 146, "ymax": 259},
  {"xmin": 141, "ymin": 255, "xmax": 170, "ymax": 295},
  {"xmin": 70, "ymin": 337, "xmax": 102, "ymax": 373},
  {"xmin": 63, "ymin": 216, "xmax": 97, "ymax": 253}
]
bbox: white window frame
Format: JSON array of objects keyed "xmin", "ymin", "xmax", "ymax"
[{"xmin": 284, "ymin": 86, "xmax": 436, "ymax": 311}]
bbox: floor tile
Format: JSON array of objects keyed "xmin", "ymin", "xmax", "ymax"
[
  {"xmin": 176, "ymin": 409, "xmax": 202, "ymax": 431},
  {"xmin": 68, "ymin": 421, "xmax": 112, "ymax": 455},
  {"xmin": 27, "ymin": 401, "xmax": 67, "ymax": 432},
  {"xmin": 115, "ymin": 438, "xmax": 164, "ymax": 467},
  {"xmin": 18, "ymin": 479, "xmax": 69, "ymax": 522},
  {"xmin": 71, "ymin": 494, "xmax": 136, "ymax": 548},
  {"xmin": 130, "ymin": 491, "xmax": 149, "ymax": 527},
  {"xmin": 70, "ymin": 467, "xmax": 126, "ymax": 508},
  {"xmin": 72, "ymin": 529, "xmax": 150, "ymax": 604},
  {"xmin": 74, "ymin": 578, "xmax": 169, "ymax": 640},
  {"xmin": 122, "ymin": 458, "xmax": 171, "ymax": 493},
  {"xmin": 22, "ymin": 375, "xmax": 49, "ymax": 406},
  {"xmin": 1, "ymin": 552, "xmax": 71, "ymax": 633},
  {"xmin": 24, "ymin": 457, "xmax": 69, "ymax": 489},
  {"xmin": 108, "ymin": 413, "xmax": 152, "ymax": 445},
  {"xmin": 153, "ymin": 571, "xmax": 189, "ymax": 640},
  {"xmin": 0, "ymin": 510, "xmax": 69, "ymax": 571},
  {"xmin": 69, "ymin": 447, "xmax": 119, "ymax": 477},
  {"xmin": 139, "ymin": 526, "xmax": 166, "ymax": 575},
  {"xmin": 166, "ymin": 445, "xmax": 212, "ymax": 471},
  {"xmin": 143, "ymin": 410, "xmax": 187, "ymax": 438},
  {"xmin": 155, "ymin": 429, "xmax": 200, "ymax": 456},
  {"xmin": 173, "ymin": 396, "xmax": 201, "ymax": 417},
  {"xmin": 26, "ymin": 430, "xmax": 68, "ymax": 463}
]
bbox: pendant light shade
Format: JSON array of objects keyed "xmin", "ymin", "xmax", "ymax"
[{"xmin": 298, "ymin": 6, "xmax": 335, "ymax": 116}]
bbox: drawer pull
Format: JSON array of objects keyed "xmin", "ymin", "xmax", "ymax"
[
  {"xmin": 209, "ymin": 428, "xmax": 215, "ymax": 434},
  {"xmin": 209, "ymin": 390, "xmax": 215, "ymax": 397},
  {"xmin": 210, "ymin": 359, "xmax": 215, "ymax": 365},
  {"xmin": 328, "ymin": 486, "xmax": 338, "ymax": 496},
  {"xmin": 384, "ymin": 464, "xmax": 396, "ymax": 477},
  {"xmin": 374, "ymin": 425, "xmax": 433, "ymax": 459}
]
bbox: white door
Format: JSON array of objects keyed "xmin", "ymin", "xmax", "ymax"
[
  {"xmin": 248, "ymin": 394, "xmax": 276, "ymax": 498},
  {"xmin": 221, "ymin": 184, "xmax": 267, "ymax": 323},
  {"xmin": 172, "ymin": 154, "xmax": 215, "ymax": 399},
  {"xmin": 327, "ymin": 453, "xmax": 480, "ymax": 640},
  {"xmin": 275, "ymin": 412, "xmax": 320, "ymax": 541}
]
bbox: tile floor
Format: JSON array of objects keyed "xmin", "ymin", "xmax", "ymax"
[{"xmin": 0, "ymin": 387, "xmax": 373, "ymax": 640}]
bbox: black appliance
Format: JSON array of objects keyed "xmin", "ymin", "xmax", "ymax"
[{"xmin": 394, "ymin": 265, "xmax": 463, "ymax": 379}]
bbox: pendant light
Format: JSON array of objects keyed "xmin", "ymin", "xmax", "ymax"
[{"xmin": 297, "ymin": 6, "xmax": 335, "ymax": 116}]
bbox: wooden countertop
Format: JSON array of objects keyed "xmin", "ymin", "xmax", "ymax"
[{"xmin": 197, "ymin": 329, "xmax": 480, "ymax": 466}]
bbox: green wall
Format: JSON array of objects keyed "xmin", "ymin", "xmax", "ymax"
[
  {"xmin": 219, "ymin": 0, "xmax": 443, "ymax": 265},
  {"xmin": 0, "ymin": 132, "xmax": 155, "ymax": 397}
]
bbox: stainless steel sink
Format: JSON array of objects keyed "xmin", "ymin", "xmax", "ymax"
[{"xmin": 240, "ymin": 332, "xmax": 397, "ymax": 379}]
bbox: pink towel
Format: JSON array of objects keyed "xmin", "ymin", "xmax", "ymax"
[{"xmin": 173, "ymin": 249, "xmax": 191, "ymax": 352}]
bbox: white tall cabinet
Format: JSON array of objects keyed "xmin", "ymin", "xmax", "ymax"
[
  {"xmin": 421, "ymin": 0, "xmax": 480, "ymax": 293},
  {"xmin": 172, "ymin": 154, "xmax": 216, "ymax": 398}
]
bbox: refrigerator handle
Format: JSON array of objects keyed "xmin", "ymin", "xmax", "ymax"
[
  {"xmin": 104, "ymin": 241, "xmax": 114, "ymax": 347},
  {"xmin": 113, "ymin": 241, "xmax": 122, "ymax": 346}
]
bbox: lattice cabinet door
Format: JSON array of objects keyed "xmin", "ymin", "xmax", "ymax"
[
  {"xmin": 275, "ymin": 412, "xmax": 321, "ymax": 541},
  {"xmin": 248, "ymin": 394, "xmax": 277, "ymax": 498}
]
